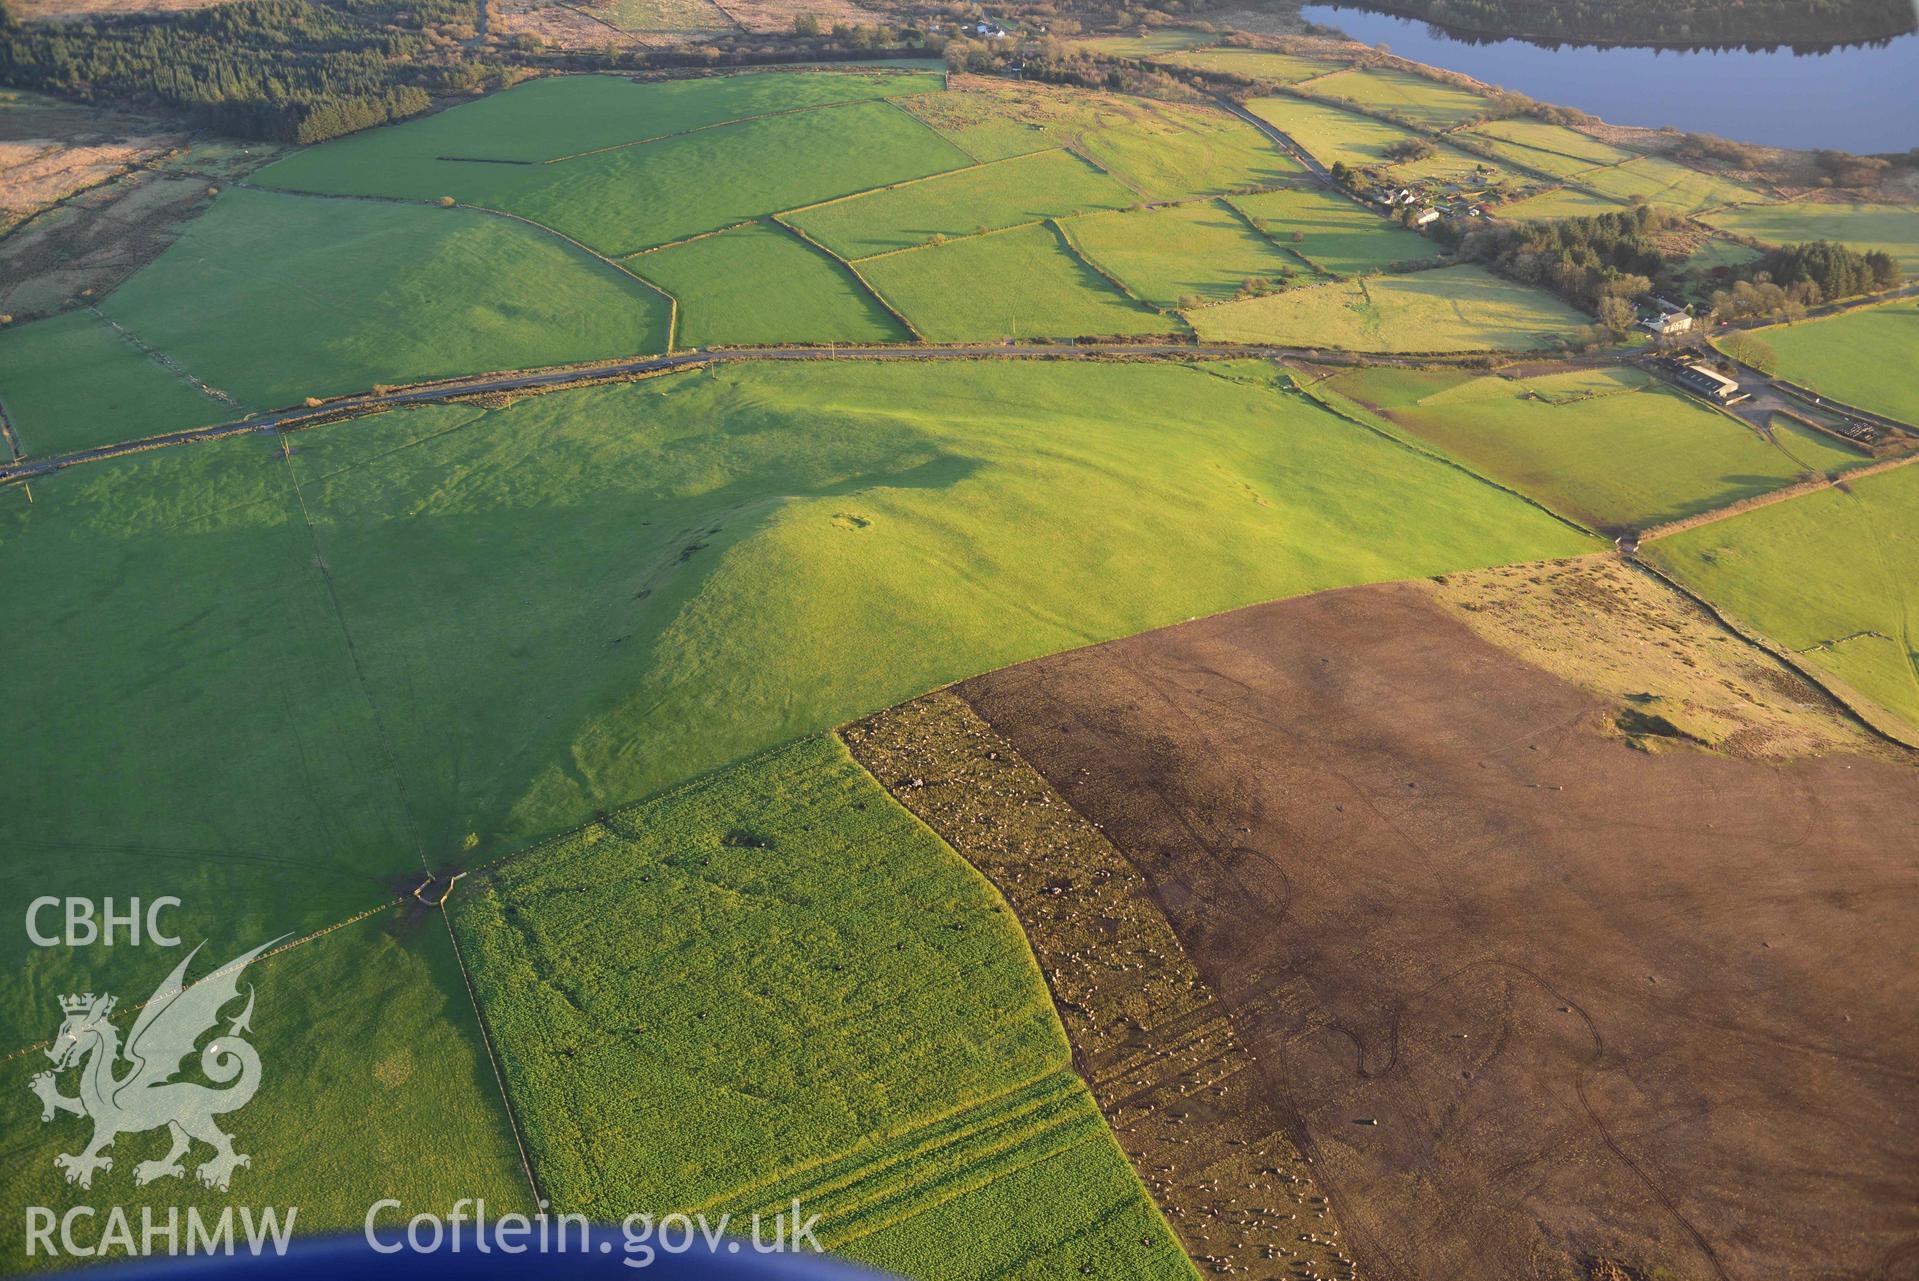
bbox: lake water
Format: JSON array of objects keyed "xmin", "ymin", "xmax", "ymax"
[{"xmin": 1298, "ymin": 4, "xmax": 1919, "ymax": 152}]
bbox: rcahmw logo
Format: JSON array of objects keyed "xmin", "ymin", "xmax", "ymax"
[{"xmin": 25, "ymin": 938, "xmax": 298, "ymax": 1261}]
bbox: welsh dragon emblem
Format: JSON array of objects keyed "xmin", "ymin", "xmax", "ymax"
[{"xmin": 32, "ymin": 940, "xmax": 280, "ymax": 1191}]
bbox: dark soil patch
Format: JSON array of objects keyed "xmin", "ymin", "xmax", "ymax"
[
  {"xmin": 958, "ymin": 579, "xmax": 1919, "ymax": 1281},
  {"xmin": 844, "ymin": 693, "xmax": 1356, "ymax": 1280}
]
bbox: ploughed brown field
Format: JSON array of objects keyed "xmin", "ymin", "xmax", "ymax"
[{"xmin": 951, "ymin": 570, "xmax": 1919, "ymax": 1281}]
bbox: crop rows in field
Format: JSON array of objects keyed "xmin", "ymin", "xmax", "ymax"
[
  {"xmin": 13, "ymin": 57, "xmax": 1919, "ymax": 1281},
  {"xmin": 449, "ymin": 733, "xmax": 1192, "ymax": 1279}
]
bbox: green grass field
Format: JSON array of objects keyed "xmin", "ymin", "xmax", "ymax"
[
  {"xmin": 1244, "ymin": 94, "xmax": 1515, "ymax": 188},
  {"xmin": 629, "ymin": 220, "xmax": 907, "ymax": 346},
  {"xmin": 3, "ymin": 359, "xmax": 1590, "ymax": 879},
  {"xmin": 902, "ymin": 82, "xmax": 1298, "ymax": 197},
  {"xmin": 1160, "ymin": 47, "xmax": 1343, "ymax": 82},
  {"xmin": 0, "ymin": 431, "xmax": 427, "ymax": 913},
  {"xmin": 856, "ymin": 223, "xmax": 1168, "ymax": 339},
  {"xmin": 1246, "ymin": 94, "xmax": 1423, "ymax": 169},
  {"xmin": 1760, "ymin": 412, "xmax": 1880, "ymax": 474},
  {"xmin": 1700, "ymin": 201, "xmax": 1919, "ymax": 273},
  {"xmin": 1387, "ymin": 144, "xmax": 1525, "ymax": 191},
  {"xmin": 1061, "ymin": 200, "xmax": 1309, "ymax": 307},
  {"xmin": 488, "ymin": 100, "xmax": 973, "ymax": 255},
  {"xmin": 1, "ymin": 910, "xmax": 532, "ymax": 1276},
  {"xmin": 1462, "ymin": 118, "xmax": 1639, "ymax": 177},
  {"xmin": 786, "ymin": 148, "xmax": 1132, "ymax": 259},
  {"xmin": 1494, "ymin": 184, "xmax": 1627, "ymax": 219},
  {"xmin": 29, "ymin": 59, "xmax": 1902, "ymax": 1279},
  {"xmin": 0, "ymin": 308, "xmax": 229, "ymax": 455},
  {"xmin": 1073, "ymin": 103, "xmax": 1298, "ymax": 198},
  {"xmin": 1229, "ymin": 186, "xmax": 1438, "ymax": 276},
  {"xmin": 1308, "ymin": 66, "xmax": 1493, "ymax": 129},
  {"xmin": 0, "ymin": 430, "xmax": 528, "ymax": 1256},
  {"xmin": 893, "ymin": 82, "xmax": 1072, "ymax": 163},
  {"xmin": 1188, "ymin": 263, "xmax": 1585, "ymax": 351},
  {"xmin": 1570, "ymin": 154, "xmax": 1759, "ymax": 215},
  {"xmin": 1754, "ymin": 300, "xmax": 1919, "ymax": 427},
  {"xmin": 1648, "ymin": 461, "xmax": 1919, "ymax": 734},
  {"xmin": 1073, "ymin": 29, "xmax": 1214, "ymax": 56},
  {"xmin": 1685, "ymin": 236, "xmax": 1764, "ymax": 276},
  {"xmin": 0, "ymin": 354, "xmax": 1587, "ymax": 1218},
  {"xmin": 451, "ymin": 734, "xmax": 1193, "ymax": 1279},
  {"xmin": 259, "ymin": 96, "xmax": 972, "ymax": 257},
  {"xmin": 97, "ymin": 187, "xmax": 670, "ymax": 409},
  {"xmin": 3, "ymin": 52, "xmax": 1628, "ymax": 1257},
  {"xmin": 258, "ymin": 70, "xmax": 943, "ymax": 176},
  {"xmin": 1323, "ymin": 365, "xmax": 1869, "ymax": 531}
]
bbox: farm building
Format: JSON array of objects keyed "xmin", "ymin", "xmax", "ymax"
[
  {"xmin": 1643, "ymin": 310, "xmax": 1693, "ymax": 336},
  {"xmin": 1675, "ymin": 362, "xmax": 1741, "ymax": 401},
  {"xmin": 1642, "ymin": 298, "xmax": 1694, "ymax": 336}
]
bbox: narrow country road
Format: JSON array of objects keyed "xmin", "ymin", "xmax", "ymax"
[
  {"xmin": 1215, "ymin": 97, "xmax": 1333, "ymax": 184},
  {"xmin": 0, "ymin": 339, "xmax": 1624, "ymax": 484}
]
